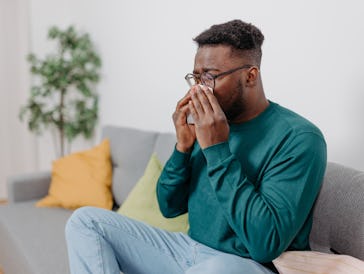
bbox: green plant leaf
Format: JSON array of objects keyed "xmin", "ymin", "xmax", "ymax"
[{"xmin": 20, "ymin": 25, "xmax": 101, "ymax": 156}]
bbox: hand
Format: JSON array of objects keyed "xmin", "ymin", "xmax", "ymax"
[
  {"xmin": 188, "ymin": 85, "xmax": 229, "ymax": 149},
  {"xmin": 173, "ymin": 91, "xmax": 196, "ymax": 153}
]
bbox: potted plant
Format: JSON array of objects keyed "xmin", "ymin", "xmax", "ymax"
[{"xmin": 20, "ymin": 25, "xmax": 102, "ymax": 157}]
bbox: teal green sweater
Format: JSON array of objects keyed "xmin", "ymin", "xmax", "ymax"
[{"xmin": 157, "ymin": 102, "xmax": 327, "ymax": 263}]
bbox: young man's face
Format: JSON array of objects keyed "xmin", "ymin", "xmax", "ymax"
[{"xmin": 193, "ymin": 45, "xmax": 248, "ymax": 122}]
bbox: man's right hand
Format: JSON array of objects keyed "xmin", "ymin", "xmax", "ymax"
[{"xmin": 173, "ymin": 90, "xmax": 196, "ymax": 153}]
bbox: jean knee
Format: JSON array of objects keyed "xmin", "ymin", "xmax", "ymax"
[
  {"xmin": 186, "ymin": 254, "xmax": 273, "ymax": 274},
  {"xmin": 65, "ymin": 206, "xmax": 99, "ymax": 238}
]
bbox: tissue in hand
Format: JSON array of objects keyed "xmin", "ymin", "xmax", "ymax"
[{"xmin": 187, "ymin": 85, "xmax": 213, "ymax": 124}]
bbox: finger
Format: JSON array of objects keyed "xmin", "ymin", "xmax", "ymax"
[
  {"xmin": 176, "ymin": 91, "xmax": 192, "ymax": 110},
  {"xmin": 188, "ymin": 124, "xmax": 195, "ymax": 131},
  {"xmin": 188, "ymin": 100, "xmax": 199, "ymax": 122},
  {"xmin": 204, "ymin": 88, "xmax": 223, "ymax": 114},
  {"xmin": 175, "ymin": 104, "xmax": 190, "ymax": 123},
  {"xmin": 196, "ymin": 85, "xmax": 213, "ymax": 113},
  {"xmin": 190, "ymin": 89, "xmax": 205, "ymax": 115}
]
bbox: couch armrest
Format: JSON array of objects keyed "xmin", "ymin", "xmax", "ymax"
[
  {"xmin": 310, "ymin": 162, "xmax": 364, "ymax": 260},
  {"xmin": 7, "ymin": 171, "xmax": 51, "ymax": 203}
]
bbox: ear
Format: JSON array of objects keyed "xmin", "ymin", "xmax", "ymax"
[{"xmin": 246, "ymin": 66, "xmax": 260, "ymax": 86}]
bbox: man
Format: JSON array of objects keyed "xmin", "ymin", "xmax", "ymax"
[{"xmin": 66, "ymin": 20, "xmax": 327, "ymax": 274}]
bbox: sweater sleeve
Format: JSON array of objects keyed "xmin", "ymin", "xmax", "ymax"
[
  {"xmin": 156, "ymin": 146, "xmax": 191, "ymax": 218},
  {"xmin": 202, "ymin": 132, "xmax": 327, "ymax": 262}
]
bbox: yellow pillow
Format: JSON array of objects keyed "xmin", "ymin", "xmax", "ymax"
[
  {"xmin": 36, "ymin": 139, "xmax": 113, "ymax": 210},
  {"xmin": 118, "ymin": 154, "xmax": 189, "ymax": 233}
]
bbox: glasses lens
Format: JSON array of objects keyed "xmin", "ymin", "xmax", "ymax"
[
  {"xmin": 185, "ymin": 74, "xmax": 198, "ymax": 87},
  {"xmin": 201, "ymin": 73, "xmax": 214, "ymax": 89}
]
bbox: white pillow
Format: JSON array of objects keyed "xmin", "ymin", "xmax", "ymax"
[{"xmin": 273, "ymin": 251, "xmax": 364, "ymax": 274}]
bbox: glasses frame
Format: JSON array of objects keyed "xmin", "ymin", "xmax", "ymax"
[{"xmin": 184, "ymin": 64, "xmax": 254, "ymax": 89}]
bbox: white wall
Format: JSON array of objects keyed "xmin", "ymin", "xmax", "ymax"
[
  {"xmin": 0, "ymin": 0, "xmax": 37, "ymax": 198},
  {"xmin": 27, "ymin": 0, "xmax": 364, "ymax": 172}
]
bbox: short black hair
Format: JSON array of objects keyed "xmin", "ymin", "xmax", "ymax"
[{"xmin": 193, "ymin": 19, "xmax": 264, "ymax": 66}]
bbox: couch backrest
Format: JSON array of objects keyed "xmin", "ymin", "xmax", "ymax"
[
  {"xmin": 102, "ymin": 125, "xmax": 364, "ymax": 260},
  {"xmin": 102, "ymin": 125, "xmax": 176, "ymax": 207},
  {"xmin": 310, "ymin": 162, "xmax": 364, "ymax": 260}
]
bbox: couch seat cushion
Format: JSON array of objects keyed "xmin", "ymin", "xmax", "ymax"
[{"xmin": 0, "ymin": 201, "xmax": 73, "ymax": 274}]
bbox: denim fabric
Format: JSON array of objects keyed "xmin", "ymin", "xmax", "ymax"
[{"xmin": 65, "ymin": 207, "xmax": 274, "ymax": 274}]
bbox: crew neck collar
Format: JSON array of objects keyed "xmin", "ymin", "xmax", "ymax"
[{"xmin": 229, "ymin": 101, "xmax": 277, "ymax": 131}]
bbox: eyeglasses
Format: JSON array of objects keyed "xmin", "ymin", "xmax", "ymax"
[{"xmin": 184, "ymin": 64, "xmax": 253, "ymax": 89}]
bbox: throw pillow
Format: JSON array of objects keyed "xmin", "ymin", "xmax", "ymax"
[
  {"xmin": 118, "ymin": 154, "xmax": 189, "ymax": 233},
  {"xmin": 273, "ymin": 251, "xmax": 364, "ymax": 274},
  {"xmin": 36, "ymin": 139, "xmax": 113, "ymax": 210}
]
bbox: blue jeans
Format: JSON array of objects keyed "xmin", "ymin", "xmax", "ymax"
[{"xmin": 65, "ymin": 207, "xmax": 274, "ymax": 274}]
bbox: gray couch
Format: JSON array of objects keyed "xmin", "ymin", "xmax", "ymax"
[{"xmin": 0, "ymin": 125, "xmax": 363, "ymax": 274}]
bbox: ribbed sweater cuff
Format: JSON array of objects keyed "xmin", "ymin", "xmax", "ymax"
[
  {"xmin": 202, "ymin": 142, "xmax": 231, "ymax": 167},
  {"xmin": 170, "ymin": 145, "xmax": 191, "ymax": 167}
]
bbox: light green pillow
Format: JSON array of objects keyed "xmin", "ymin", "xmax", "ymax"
[{"xmin": 117, "ymin": 154, "xmax": 189, "ymax": 233}]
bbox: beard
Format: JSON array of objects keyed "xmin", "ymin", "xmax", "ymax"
[{"xmin": 224, "ymin": 79, "xmax": 247, "ymax": 122}]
